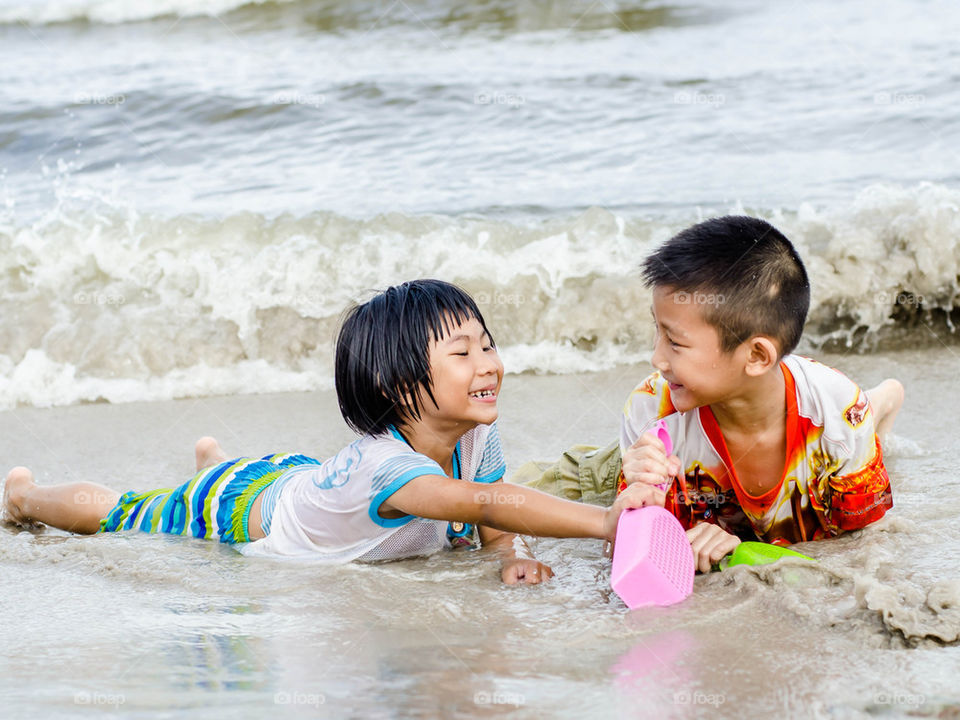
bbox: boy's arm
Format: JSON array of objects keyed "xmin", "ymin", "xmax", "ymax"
[
  {"xmin": 814, "ymin": 383, "xmax": 895, "ymax": 534},
  {"xmin": 820, "ymin": 436, "xmax": 893, "ymax": 533},
  {"xmin": 381, "ymin": 474, "xmax": 665, "ymax": 543}
]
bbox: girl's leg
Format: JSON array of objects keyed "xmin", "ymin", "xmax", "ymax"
[
  {"xmin": 195, "ymin": 436, "xmax": 227, "ymax": 471},
  {"xmin": 865, "ymin": 379, "xmax": 905, "ymax": 443},
  {"xmin": 193, "ymin": 436, "xmax": 266, "ymax": 540},
  {"xmin": 2, "ymin": 467, "xmax": 120, "ymax": 534}
]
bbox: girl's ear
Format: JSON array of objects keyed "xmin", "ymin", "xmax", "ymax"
[{"xmin": 743, "ymin": 336, "xmax": 779, "ymax": 376}]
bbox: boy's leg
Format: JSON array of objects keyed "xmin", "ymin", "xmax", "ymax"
[
  {"xmin": 865, "ymin": 379, "xmax": 905, "ymax": 443},
  {"xmin": 509, "ymin": 441, "xmax": 622, "ymax": 507},
  {"xmin": 2, "ymin": 466, "xmax": 119, "ymax": 534}
]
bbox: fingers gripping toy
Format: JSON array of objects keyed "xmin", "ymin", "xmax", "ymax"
[{"xmin": 610, "ymin": 421, "xmax": 695, "ymax": 609}]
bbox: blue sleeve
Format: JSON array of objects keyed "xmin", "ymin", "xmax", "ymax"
[
  {"xmin": 473, "ymin": 423, "xmax": 506, "ymax": 484},
  {"xmin": 367, "ymin": 452, "xmax": 444, "ymax": 528}
]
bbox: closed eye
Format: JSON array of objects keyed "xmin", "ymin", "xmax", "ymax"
[{"xmin": 653, "ymin": 321, "xmax": 682, "ymax": 348}]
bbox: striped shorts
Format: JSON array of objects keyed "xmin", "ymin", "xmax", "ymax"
[{"xmin": 98, "ymin": 453, "xmax": 321, "ymax": 544}]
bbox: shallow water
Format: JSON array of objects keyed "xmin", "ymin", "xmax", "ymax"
[{"xmin": 2, "ymin": 349, "xmax": 959, "ymax": 719}]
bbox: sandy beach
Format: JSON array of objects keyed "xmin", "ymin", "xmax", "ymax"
[{"xmin": 3, "ymin": 348, "xmax": 959, "ymax": 719}]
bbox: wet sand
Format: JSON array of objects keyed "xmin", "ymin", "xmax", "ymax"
[{"xmin": 2, "ymin": 349, "xmax": 959, "ymax": 719}]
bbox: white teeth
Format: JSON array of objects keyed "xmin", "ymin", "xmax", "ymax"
[{"xmin": 470, "ymin": 389, "xmax": 495, "ymax": 398}]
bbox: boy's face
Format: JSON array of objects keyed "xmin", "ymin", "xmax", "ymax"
[{"xmin": 650, "ymin": 286, "xmax": 747, "ymax": 412}]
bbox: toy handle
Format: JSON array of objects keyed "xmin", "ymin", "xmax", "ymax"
[
  {"xmin": 650, "ymin": 420, "xmax": 672, "ymax": 491},
  {"xmin": 617, "ymin": 419, "xmax": 673, "ymax": 494}
]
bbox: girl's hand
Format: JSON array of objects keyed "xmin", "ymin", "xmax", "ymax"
[
  {"xmin": 686, "ymin": 522, "xmax": 741, "ymax": 573},
  {"xmin": 621, "ymin": 432, "xmax": 681, "ymax": 488},
  {"xmin": 501, "ymin": 557, "xmax": 554, "ymax": 585},
  {"xmin": 477, "ymin": 522, "xmax": 554, "ymax": 585},
  {"xmin": 603, "ymin": 482, "xmax": 666, "ymax": 543}
]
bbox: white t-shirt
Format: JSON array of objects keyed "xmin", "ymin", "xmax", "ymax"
[{"xmin": 241, "ymin": 422, "xmax": 506, "ymax": 562}]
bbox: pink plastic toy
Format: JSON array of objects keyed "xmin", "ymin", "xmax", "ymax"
[
  {"xmin": 649, "ymin": 420, "xmax": 672, "ymax": 490},
  {"xmin": 610, "ymin": 420, "xmax": 695, "ymax": 609},
  {"xmin": 616, "ymin": 419, "xmax": 673, "ymax": 494}
]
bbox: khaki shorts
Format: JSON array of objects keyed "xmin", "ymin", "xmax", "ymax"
[{"xmin": 508, "ymin": 440, "xmax": 622, "ymax": 507}]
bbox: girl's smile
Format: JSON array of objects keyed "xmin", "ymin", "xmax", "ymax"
[{"xmin": 468, "ymin": 385, "xmax": 498, "ymax": 403}]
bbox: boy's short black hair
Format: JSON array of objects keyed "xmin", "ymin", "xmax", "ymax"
[
  {"xmin": 642, "ymin": 216, "xmax": 810, "ymax": 356},
  {"xmin": 335, "ymin": 279, "xmax": 494, "ymax": 436}
]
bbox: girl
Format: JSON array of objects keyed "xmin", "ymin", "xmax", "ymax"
[{"xmin": 2, "ymin": 280, "xmax": 663, "ymax": 584}]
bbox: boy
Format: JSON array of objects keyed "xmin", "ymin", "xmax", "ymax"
[{"xmin": 514, "ymin": 216, "xmax": 903, "ymax": 572}]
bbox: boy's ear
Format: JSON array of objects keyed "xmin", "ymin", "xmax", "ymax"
[{"xmin": 743, "ymin": 336, "xmax": 779, "ymax": 376}]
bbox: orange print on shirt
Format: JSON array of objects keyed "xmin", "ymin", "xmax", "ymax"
[{"xmin": 843, "ymin": 393, "xmax": 869, "ymax": 429}]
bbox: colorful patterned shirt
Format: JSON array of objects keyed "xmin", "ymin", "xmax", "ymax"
[{"xmin": 620, "ymin": 356, "xmax": 893, "ymax": 544}]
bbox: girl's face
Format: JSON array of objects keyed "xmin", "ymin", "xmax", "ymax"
[{"xmin": 420, "ymin": 316, "xmax": 503, "ymax": 430}]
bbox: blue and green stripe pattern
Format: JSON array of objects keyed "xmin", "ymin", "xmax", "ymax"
[{"xmin": 98, "ymin": 453, "xmax": 321, "ymax": 544}]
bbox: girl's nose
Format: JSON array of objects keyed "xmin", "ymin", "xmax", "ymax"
[{"xmin": 478, "ymin": 349, "xmax": 503, "ymax": 375}]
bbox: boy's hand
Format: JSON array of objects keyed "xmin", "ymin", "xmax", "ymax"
[
  {"xmin": 621, "ymin": 432, "xmax": 681, "ymax": 488},
  {"xmin": 686, "ymin": 522, "xmax": 741, "ymax": 573},
  {"xmin": 501, "ymin": 557, "xmax": 554, "ymax": 585},
  {"xmin": 603, "ymin": 482, "xmax": 666, "ymax": 544}
]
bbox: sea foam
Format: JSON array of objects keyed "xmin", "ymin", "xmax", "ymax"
[{"xmin": 2, "ymin": 182, "xmax": 958, "ymax": 409}]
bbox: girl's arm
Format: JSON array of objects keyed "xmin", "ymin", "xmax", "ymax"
[{"xmin": 381, "ymin": 475, "xmax": 664, "ymax": 543}]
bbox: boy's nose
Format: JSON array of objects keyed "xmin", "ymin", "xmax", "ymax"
[{"xmin": 651, "ymin": 341, "xmax": 669, "ymax": 374}]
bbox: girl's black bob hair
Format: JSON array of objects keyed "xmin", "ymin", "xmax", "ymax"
[{"xmin": 335, "ymin": 279, "xmax": 495, "ymax": 436}]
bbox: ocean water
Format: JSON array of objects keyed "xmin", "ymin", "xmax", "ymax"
[
  {"xmin": 1, "ymin": 0, "xmax": 959, "ymax": 408},
  {"xmin": 2, "ymin": 1, "xmax": 960, "ymax": 718}
]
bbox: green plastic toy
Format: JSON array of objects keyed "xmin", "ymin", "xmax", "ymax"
[{"xmin": 718, "ymin": 541, "xmax": 815, "ymax": 570}]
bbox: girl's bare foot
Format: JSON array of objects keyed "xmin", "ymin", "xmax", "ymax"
[
  {"xmin": 2, "ymin": 466, "xmax": 37, "ymax": 526},
  {"xmin": 2, "ymin": 469, "xmax": 116, "ymax": 534},
  {"xmin": 195, "ymin": 436, "xmax": 228, "ymax": 471}
]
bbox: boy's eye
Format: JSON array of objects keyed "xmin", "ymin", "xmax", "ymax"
[{"xmin": 482, "ymin": 345, "xmax": 494, "ymax": 352}]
